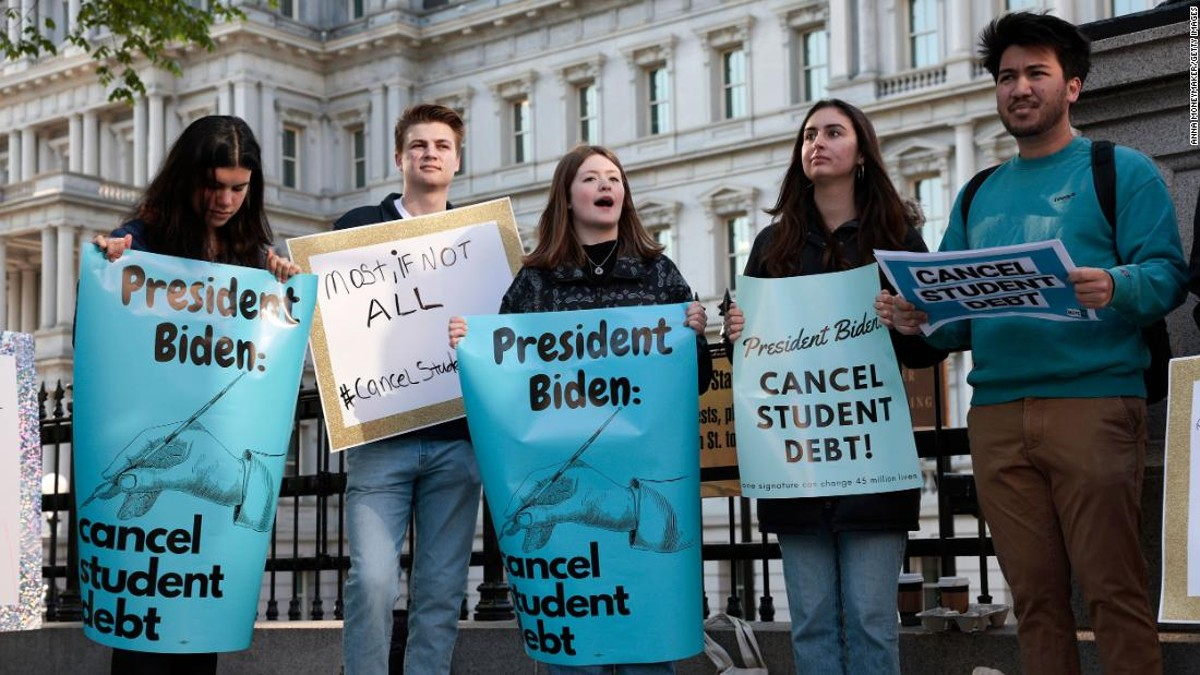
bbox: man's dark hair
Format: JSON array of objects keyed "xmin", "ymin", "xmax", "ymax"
[{"xmin": 978, "ymin": 11, "xmax": 1091, "ymax": 84}]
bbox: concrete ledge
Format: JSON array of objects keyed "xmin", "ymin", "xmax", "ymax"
[{"xmin": 4, "ymin": 621, "xmax": 1200, "ymax": 674}]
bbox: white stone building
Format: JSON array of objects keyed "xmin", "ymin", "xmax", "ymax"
[{"xmin": 7, "ymin": 0, "xmax": 1159, "ymax": 618}]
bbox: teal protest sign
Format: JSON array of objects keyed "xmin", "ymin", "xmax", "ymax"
[
  {"xmin": 457, "ymin": 304, "xmax": 703, "ymax": 666},
  {"xmin": 73, "ymin": 248, "xmax": 315, "ymax": 653},
  {"xmin": 733, "ymin": 264, "xmax": 922, "ymax": 499}
]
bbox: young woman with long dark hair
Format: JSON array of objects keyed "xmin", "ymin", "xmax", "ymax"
[
  {"xmin": 92, "ymin": 114, "xmax": 298, "ymax": 675},
  {"xmin": 724, "ymin": 100, "xmax": 945, "ymax": 675}
]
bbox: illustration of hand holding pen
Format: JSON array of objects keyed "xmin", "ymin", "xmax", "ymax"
[
  {"xmin": 502, "ymin": 407, "xmax": 632, "ymax": 552},
  {"xmin": 81, "ymin": 372, "xmax": 258, "ymax": 521}
]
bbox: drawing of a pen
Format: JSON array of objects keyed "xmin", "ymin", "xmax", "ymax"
[
  {"xmin": 80, "ymin": 371, "xmax": 247, "ymax": 509},
  {"xmin": 504, "ymin": 405, "xmax": 624, "ymax": 537}
]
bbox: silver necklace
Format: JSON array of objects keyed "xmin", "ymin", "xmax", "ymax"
[{"xmin": 583, "ymin": 241, "xmax": 617, "ymax": 275}]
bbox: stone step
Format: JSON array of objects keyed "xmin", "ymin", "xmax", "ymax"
[{"xmin": 4, "ymin": 621, "xmax": 1200, "ymax": 674}]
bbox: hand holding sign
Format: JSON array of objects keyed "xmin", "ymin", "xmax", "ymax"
[
  {"xmin": 448, "ymin": 315, "xmax": 468, "ymax": 349},
  {"xmin": 93, "ymin": 233, "xmax": 134, "ymax": 262},
  {"xmin": 722, "ymin": 303, "xmax": 745, "ymax": 343},
  {"xmin": 1068, "ymin": 267, "xmax": 1114, "ymax": 309},
  {"xmin": 875, "ymin": 290, "xmax": 927, "ymax": 336}
]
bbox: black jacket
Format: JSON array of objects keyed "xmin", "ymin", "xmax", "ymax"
[
  {"xmin": 500, "ymin": 253, "xmax": 713, "ymax": 393},
  {"xmin": 332, "ymin": 193, "xmax": 469, "ymax": 440},
  {"xmin": 333, "ymin": 192, "xmax": 409, "ymax": 231},
  {"xmin": 746, "ymin": 220, "xmax": 947, "ymax": 534}
]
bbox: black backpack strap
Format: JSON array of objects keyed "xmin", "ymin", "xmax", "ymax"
[
  {"xmin": 1090, "ymin": 140, "xmax": 1117, "ymax": 231},
  {"xmin": 959, "ymin": 165, "xmax": 1001, "ymax": 226}
]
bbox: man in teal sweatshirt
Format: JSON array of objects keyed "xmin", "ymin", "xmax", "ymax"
[{"xmin": 878, "ymin": 12, "xmax": 1185, "ymax": 675}]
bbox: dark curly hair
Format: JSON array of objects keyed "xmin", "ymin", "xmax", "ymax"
[
  {"xmin": 129, "ymin": 115, "xmax": 271, "ymax": 267},
  {"xmin": 978, "ymin": 11, "xmax": 1091, "ymax": 85}
]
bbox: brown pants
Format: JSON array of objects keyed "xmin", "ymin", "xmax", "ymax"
[{"xmin": 968, "ymin": 397, "xmax": 1161, "ymax": 675}]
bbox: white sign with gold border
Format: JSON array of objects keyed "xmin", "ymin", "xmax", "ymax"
[
  {"xmin": 1161, "ymin": 355, "xmax": 1200, "ymax": 622},
  {"xmin": 288, "ymin": 198, "xmax": 524, "ymax": 451}
]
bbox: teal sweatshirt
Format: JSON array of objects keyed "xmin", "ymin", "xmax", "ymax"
[{"xmin": 929, "ymin": 137, "xmax": 1186, "ymax": 405}]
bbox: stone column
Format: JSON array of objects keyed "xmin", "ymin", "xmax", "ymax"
[
  {"xmin": 40, "ymin": 228, "xmax": 57, "ymax": 329},
  {"xmin": 7, "ymin": 131, "xmax": 19, "ymax": 183},
  {"xmin": 385, "ymin": 82, "xmax": 404, "ymax": 177},
  {"xmin": 133, "ymin": 97, "xmax": 147, "ymax": 186},
  {"xmin": 261, "ymin": 86, "xmax": 278, "ymax": 183},
  {"xmin": 68, "ymin": 0, "xmax": 80, "ymax": 35},
  {"xmin": 83, "ymin": 110, "xmax": 98, "ymax": 176},
  {"xmin": 318, "ymin": 115, "xmax": 333, "ymax": 195},
  {"xmin": 234, "ymin": 79, "xmax": 261, "ymax": 137},
  {"xmin": 1056, "ymin": 3, "xmax": 1076, "ymax": 24},
  {"xmin": 855, "ymin": 0, "xmax": 878, "ymax": 78},
  {"xmin": 0, "ymin": 239, "xmax": 8, "ymax": 331},
  {"xmin": 148, "ymin": 93, "xmax": 165, "ymax": 176},
  {"xmin": 99, "ymin": 120, "xmax": 115, "ymax": 182},
  {"xmin": 21, "ymin": 127, "xmax": 35, "ymax": 181},
  {"xmin": 7, "ymin": 3, "xmax": 20, "ymax": 45},
  {"xmin": 218, "ymin": 83, "xmax": 233, "ymax": 115},
  {"xmin": 948, "ymin": 0, "xmax": 973, "ymax": 59},
  {"xmin": 166, "ymin": 106, "xmax": 181, "ymax": 147},
  {"xmin": 954, "ymin": 121, "xmax": 977, "ymax": 190},
  {"xmin": 827, "ymin": 1, "xmax": 852, "ymax": 82},
  {"xmin": 5, "ymin": 270, "xmax": 17, "ymax": 333},
  {"xmin": 20, "ymin": 0, "xmax": 34, "ymax": 35},
  {"xmin": 68, "ymin": 114, "xmax": 82, "ymax": 173},
  {"xmin": 20, "ymin": 268, "xmax": 36, "ymax": 333},
  {"xmin": 369, "ymin": 86, "xmax": 386, "ymax": 183},
  {"xmin": 55, "ymin": 225, "xmax": 75, "ymax": 328}
]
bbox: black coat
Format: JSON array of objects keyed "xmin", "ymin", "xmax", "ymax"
[
  {"xmin": 745, "ymin": 220, "xmax": 947, "ymax": 534},
  {"xmin": 500, "ymin": 253, "xmax": 713, "ymax": 393}
]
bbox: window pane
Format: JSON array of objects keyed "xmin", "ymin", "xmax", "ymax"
[
  {"xmin": 649, "ymin": 68, "xmax": 670, "ymax": 135},
  {"xmin": 653, "ymin": 227, "xmax": 672, "ymax": 260},
  {"xmin": 513, "ymin": 99, "xmax": 530, "ymax": 164},
  {"xmin": 579, "ymin": 84, "xmax": 598, "ymax": 143},
  {"xmin": 283, "ymin": 161, "xmax": 296, "ymax": 189},
  {"xmin": 727, "ymin": 215, "xmax": 752, "ymax": 289},
  {"xmin": 1111, "ymin": 0, "xmax": 1149, "ymax": 16},
  {"xmin": 282, "ymin": 128, "xmax": 299, "ymax": 189},
  {"xmin": 915, "ymin": 177, "xmax": 946, "ymax": 251},
  {"xmin": 723, "ymin": 49, "xmax": 746, "ymax": 119},
  {"xmin": 909, "ymin": 0, "xmax": 939, "ymax": 68},
  {"xmin": 352, "ymin": 129, "xmax": 366, "ymax": 189},
  {"xmin": 803, "ymin": 30, "xmax": 829, "ymax": 102}
]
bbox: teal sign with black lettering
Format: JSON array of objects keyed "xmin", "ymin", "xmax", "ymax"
[
  {"xmin": 73, "ymin": 248, "xmax": 315, "ymax": 652},
  {"xmin": 457, "ymin": 304, "xmax": 703, "ymax": 666}
]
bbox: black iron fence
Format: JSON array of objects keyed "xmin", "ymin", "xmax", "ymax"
[{"xmin": 38, "ymin": 363, "xmax": 992, "ymax": 625}]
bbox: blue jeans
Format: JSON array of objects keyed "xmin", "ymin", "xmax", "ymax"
[
  {"xmin": 342, "ymin": 435, "xmax": 481, "ymax": 675},
  {"xmin": 777, "ymin": 529, "xmax": 905, "ymax": 675},
  {"xmin": 543, "ymin": 664, "xmax": 675, "ymax": 675}
]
